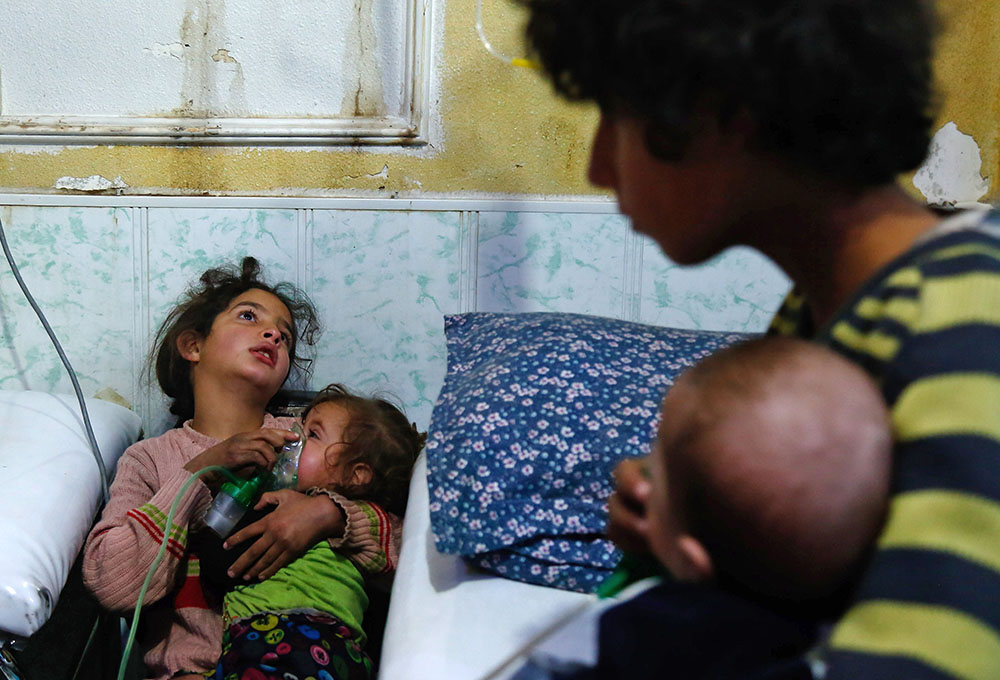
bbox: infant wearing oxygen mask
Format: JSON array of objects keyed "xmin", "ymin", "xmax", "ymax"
[{"xmin": 195, "ymin": 384, "xmax": 424, "ymax": 680}]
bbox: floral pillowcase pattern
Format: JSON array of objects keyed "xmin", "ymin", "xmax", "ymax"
[{"xmin": 426, "ymin": 312, "xmax": 749, "ymax": 592}]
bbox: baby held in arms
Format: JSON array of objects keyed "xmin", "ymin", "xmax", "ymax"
[
  {"xmin": 588, "ymin": 337, "xmax": 892, "ymax": 679},
  {"xmin": 196, "ymin": 384, "xmax": 425, "ymax": 680}
]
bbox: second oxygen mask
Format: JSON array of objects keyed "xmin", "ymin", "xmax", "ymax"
[{"xmin": 203, "ymin": 422, "xmax": 304, "ymax": 539}]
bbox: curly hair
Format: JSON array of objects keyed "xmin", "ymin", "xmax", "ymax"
[
  {"xmin": 150, "ymin": 257, "xmax": 321, "ymax": 424},
  {"xmin": 302, "ymin": 384, "xmax": 425, "ymax": 516},
  {"xmin": 522, "ymin": 0, "xmax": 938, "ymax": 187}
]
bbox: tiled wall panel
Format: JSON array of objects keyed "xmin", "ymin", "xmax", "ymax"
[
  {"xmin": 0, "ymin": 203, "xmax": 790, "ymax": 434},
  {"xmin": 476, "ymin": 212, "xmax": 632, "ymax": 317},
  {"xmin": 0, "ymin": 206, "xmax": 136, "ymax": 398},
  {"xmin": 310, "ymin": 210, "xmax": 463, "ymax": 425},
  {"xmin": 639, "ymin": 240, "xmax": 790, "ymax": 332}
]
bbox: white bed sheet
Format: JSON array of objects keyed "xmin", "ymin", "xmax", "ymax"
[
  {"xmin": 0, "ymin": 390, "xmax": 141, "ymax": 638},
  {"xmin": 379, "ymin": 451, "xmax": 597, "ymax": 680}
]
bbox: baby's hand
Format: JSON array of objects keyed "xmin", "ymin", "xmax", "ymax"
[
  {"xmin": 224, "ymin": 490, "xmax": 346, "ymax": 581},
  {"xmin": 183, "ymin": 428, "xmax": 300, "ymax": 489},
  {"xmin": 606, "ymin": 456, "xmax": 653, "ymax": 555}
]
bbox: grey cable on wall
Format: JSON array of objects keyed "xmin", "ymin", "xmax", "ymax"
[{"xmin": 0, "ymin": 215, "xmax": 110, "ymax": 505}]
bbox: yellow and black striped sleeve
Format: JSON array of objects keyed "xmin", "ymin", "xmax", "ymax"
[{"xmin": 771, "ymin": 228, "xmax": 1000, "ymax": 680}]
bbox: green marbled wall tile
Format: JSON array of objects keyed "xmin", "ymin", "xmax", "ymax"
[
  {"xmin": 310, "ymin": 209, "xmax": 462, "ymax": 429},
  {"xmin": 477, "ymin": 212, "xmax": 631, "ymax": 317},
  {"xmin": 0, "ymin": 203, "xmax": 794, "ymax": 437},
  {"xmin": 639, "ymin": 241, "xmax": 790, "ymax": 332},
  {"xmin": 0, "ymin": 206, "xmax": 136, "ymax": 400}
]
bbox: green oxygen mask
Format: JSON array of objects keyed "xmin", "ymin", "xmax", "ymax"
[{"xmin": 202, "ymin": 422, "xmax": 305, "ymax": 538}]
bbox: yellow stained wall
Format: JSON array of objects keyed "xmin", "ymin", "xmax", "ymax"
[
  {"xmin": 932, "ymin": 0, "xmax": 999, "ymax": 197},
  {"xmin": 0, "ymin": 0, "xmax": 994, "ymax": 200}
]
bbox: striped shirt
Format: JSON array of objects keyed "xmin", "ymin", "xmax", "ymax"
[{"xmin": 769, "ymin": 208, "xmax": 1000, "ymax": 680}]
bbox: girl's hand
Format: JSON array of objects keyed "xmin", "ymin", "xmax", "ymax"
[
  {"xmin": 606, "ymin": 456, "xmax": 653, "ymax": 555},
  {"xmin": 224, "ymin": 490, "xmax": 346, "ymax": 581},
  {"xmin": 183, "ymin": 428, "xmax": 299, "ymax": 489}
]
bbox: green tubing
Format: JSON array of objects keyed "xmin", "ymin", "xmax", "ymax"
[{"xmin": 118, "ymin": 465, "xmax": 240, "ymax": 680}]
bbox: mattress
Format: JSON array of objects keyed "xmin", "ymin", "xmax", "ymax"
[
  {"xmin": 0, "ymin": 390, "xmax": 141, "ymax": 638},
  {"xmin": 379, "ymin": 451, "xmax": 599, "ymax": 680}
]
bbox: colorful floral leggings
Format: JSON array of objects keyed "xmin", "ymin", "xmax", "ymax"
[{"xmin": 209, "ymin": 610, "xmax": 373, "ymax": 680}]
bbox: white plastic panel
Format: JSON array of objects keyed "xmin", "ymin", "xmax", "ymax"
[{"xmin": 0, "ymin": 391, "xmax": 141, "ymax": 638}]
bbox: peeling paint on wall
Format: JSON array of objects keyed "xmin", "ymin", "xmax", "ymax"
[
  {"xmin": 913, "ymin": 122, "xmax": 990, "ymax": 205},
  {"xmin": 0, "ymin": 0, "xmax": 600, "ymax": 197},
  {"xmin": 178, "ymin": 0, "xmax": 213, "ymax": 116},
  {"xmin": 929, "ymin": 0, "xmax": 1000, "ymax": 203},
  {"xmin": 0, "ymin": 0, "xmax": 993, "ymax": 201},
  {"xmin": 211, "ymin": 48, "xmax": 238, "ymax": 64},
  {"xmin": 340, "ymin": 0, "xmax": 386, "ymax": 117},
  {"xmin": 53, "ymin": 174, "xmax": 129, "ymax": 192},
  {"xmin": 144, "ymin": 43, "xmax": 187, "ymax": 60},
  {"xmin": 176, "ymin": 0, "xmax": 246, "ymax": 116}
]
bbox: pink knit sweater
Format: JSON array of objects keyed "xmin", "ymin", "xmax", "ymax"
[{"xmin": 82, "ymin": 414, "xmax": 400, "ymax": 679}]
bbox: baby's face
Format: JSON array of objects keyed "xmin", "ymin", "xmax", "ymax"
[{"xmin": 296, "ymin": 402, "xmax": 355, "ymax": 491}]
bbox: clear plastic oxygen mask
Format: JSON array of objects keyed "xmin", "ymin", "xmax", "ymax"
[{"xmin": 203, "ymin": 422, "xmax": 305, "ymax": 538}]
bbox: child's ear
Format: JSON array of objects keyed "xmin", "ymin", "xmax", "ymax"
[
  {"xmin": 349, "ymin": 462, "xmax": 373, "ymax": 489},
  {"xmin": 177, "ymin": 330, "xmax": 203, "ymax": 363},
  {"xmin": 675, "ymin": 534, "xmax": 714, "ymax": 583}
]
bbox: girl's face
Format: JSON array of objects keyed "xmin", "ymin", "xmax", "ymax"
[
  {"xmin": 297, "ymin": 402, "xmax": 360, "ymax": 491},
  {"xmin": 187, "ymin": 288, "xmax": 293, "ymax": 400}
]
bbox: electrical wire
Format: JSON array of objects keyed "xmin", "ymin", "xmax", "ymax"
[
  {"xmin": 475, "ymin": 0, "xmax": 539, "ymax": 69},
  {"xmin": 0, "ymin": 215, "xmax": 110, "ymax": 505}
]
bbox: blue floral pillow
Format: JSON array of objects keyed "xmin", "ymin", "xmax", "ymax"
[{"xmin": 426, "ymin": 312, "xmax": 750, "ymax": 592}]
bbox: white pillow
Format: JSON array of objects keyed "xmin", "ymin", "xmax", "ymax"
[{"xmin": 0, "ymin": 390, "xmax": 141, "ymax": 638}]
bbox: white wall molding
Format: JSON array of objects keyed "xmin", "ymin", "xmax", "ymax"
[
  {"xmin": 0, "ymin": 117, "xmax": 426, "ymax": 147},
  {"xmin": 0, "ymin": 0, "xmax": 433, "ymax": 147},
  {"xmin": 0, "ymin": 193, "xmax": 619, "ymax": 214}
]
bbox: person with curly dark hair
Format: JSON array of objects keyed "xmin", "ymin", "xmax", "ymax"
[
  {"xmin": 151, "ymin": 256, "xmax": 321, "ymax": 427},
  {"xmin": 82, "ymin": 258, "xmax": 404, "ymax": 680},
  {"xmin": 522, "ymin": 1, "xmax": 1000, "ymax": 678}
]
